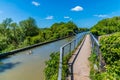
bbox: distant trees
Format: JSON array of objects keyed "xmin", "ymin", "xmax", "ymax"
[
  {"xmin": 78, "ymin": 27, "xmax": 89, "ymax": 32},
  {"xmin": 50, "ymin": 21, "xmax": 78, "ymax": 39},
  {"xmin": 90, "ymin": 16, "xmax": 120, "ymax": 36},
  {"xmin": 0, "ymin": 17, "xmax": 87, "ymax": 53}
]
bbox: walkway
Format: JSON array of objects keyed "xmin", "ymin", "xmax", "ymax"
[{"xmin": 68, "ymin": 35, "xmax": 91, "ymax": 80}]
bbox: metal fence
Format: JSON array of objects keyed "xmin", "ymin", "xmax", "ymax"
[
  {"xmin": 90, "ymin": 33, "xmax": 103, "ymax": 71},
  {"xmin": 90, "ymin": 33, "xmax": 100, "ymax": 55},
  {"xmin": 58, "ymin": 32, "xmax": 86, "ymax": 80}
]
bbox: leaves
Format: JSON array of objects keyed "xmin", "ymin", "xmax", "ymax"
[
  {"xmin": 91, "ymin": 16, "xmax": 120, "ymax": 36},
  {"xmin": 90, "ymin": 32, "xmax": 120, "ymax": 80}
]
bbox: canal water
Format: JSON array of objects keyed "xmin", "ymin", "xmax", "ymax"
[{"xmin": 0, "ymin": 32, "xmax": 86, "ymax": 80}]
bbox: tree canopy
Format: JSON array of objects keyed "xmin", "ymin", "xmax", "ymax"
[
  {"xmin": 90, "ymin": 16, "xmax": 120, "ymax": 36},
  {"xmin": 0, "ymin": 17, "xmax": 87, "ymax": 53}
]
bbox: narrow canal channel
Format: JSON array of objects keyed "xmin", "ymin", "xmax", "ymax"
[{"xmin": 0, "ymin": 32, "xmax": 86, "ymax": 80}]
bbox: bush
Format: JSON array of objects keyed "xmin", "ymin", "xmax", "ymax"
[{"xmin": 89, "ymin": 32, "xmax": 120, "ymax": 80}]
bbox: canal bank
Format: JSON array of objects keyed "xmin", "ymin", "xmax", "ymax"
[
  {"xmin": 0, "ymin": 35, "xmax": 75, "ymax": 59},
  {"xmin": 0, "ymin": 32, "xmax": 86, "ymax": 80}
]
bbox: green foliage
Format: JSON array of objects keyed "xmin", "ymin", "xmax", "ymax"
[
  {"xmin": 78, "ymin": 27, "xmax": 89, "ymax": 32},
  {"xmin": 91, "ymin": 16, "xmax": 120, "ymax": 36},
  {"xmin": 44, "ymin": 38, "xmax": 84, "ymax": 80},
  {"xmin": 19, "ymin": 17, "xmax": 39, "ymax": 37},
  {"xmin": 89, "ymin": 32, "xmax": 120, "ymax": 80},
  {"xmin": 44, "ymin": 52, "xmax": 71, "ymax": 80},
  {"xmin": 0, "ymin": 17, "xmax": 87, "ymax": 53},
  {"xmin": 44, "ymin": 52, "xmax": 59, "ymax": 80},
  {"xmin": 50, "ymin": 21, "xmax": 78, "ymax": 38},
  {"xmin": 44, "ymin": 51, "xmax": 73, "ymax": 80},
  {"xmin": 100, "ymin": 32, "xmax": 120, "ymax": 64},
  {"xmin": 89, "ymin": 53, "xmax": 97, "ymax": 64}
]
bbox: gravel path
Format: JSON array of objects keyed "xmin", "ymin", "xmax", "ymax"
[{"xmin": 68, "ymin": 35, "xmax": 91, "ymax": 80}]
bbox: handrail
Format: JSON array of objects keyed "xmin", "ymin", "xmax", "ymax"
[
  {"xmin": 90, "ymin": 33, "xmax": 103, "ymax": 71},
  {"xmin": 90, "ymin": 33, "xmax": 101, "ymax": 55},
  {"xmin": 58, "ymin": 32, "xmax": 86, "ymax": 80},
  {"xmin": 58, "ymin": 47, "xmax": 63, "ymax": 80},
  {"xmin": 90, "ymin": 33, "xmax": 100, "ymax": 46}
]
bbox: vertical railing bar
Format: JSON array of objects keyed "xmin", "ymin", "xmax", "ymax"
[
  {"xmin": 74, "ymin": 40, "xmax": 76, "ymax": 49},
  {"xmin": 58, "ymin": 33, "xmax": 87, "ymax": 80},
  {"xmin": 69, "ymin": 43, "xmax": 71, "ymax": 53},
  {"xmin": 90, "ymin": 33, "xmax": 103, "ymax": 71},
  {"xmin": 58, "ymin": 47, "xmax": 63, "ymax": 80}
]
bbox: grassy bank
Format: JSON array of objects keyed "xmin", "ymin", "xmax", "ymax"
[{"xmin": 89, "ymin": 32, "xmax": 120, "ymax": 80}]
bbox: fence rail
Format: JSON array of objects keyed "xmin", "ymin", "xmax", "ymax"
[
  {"xmin": 90, "ymin": 33, "xmax": 103, "ymax": 71},
  {"xmin": 90, "ymin": 33, "xmax": 100, "ymax": 55},
  {"xmin": 58, "ymin": 32, "xmax": 86, "ymax": 80}
]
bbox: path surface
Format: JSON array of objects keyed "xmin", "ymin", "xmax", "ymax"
[{"xmin": 68, "ymin": 35, "xmax": 91, "ymax": 80}]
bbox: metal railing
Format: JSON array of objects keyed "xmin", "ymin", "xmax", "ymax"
[
  {"xmin": 58, "ymin": 32, "xmax": 86, "ymax": 80},
  {"xmin": 90, "ymin": 33, "xmax": 103, "ymax": 70},
  {"xmin": 90, "ymin": 33, "xmax": 100, "ymax": 55}
]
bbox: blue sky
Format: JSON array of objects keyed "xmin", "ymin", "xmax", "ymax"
[{"xmin": 0, "ymin": 0, "xmax": 120, "ymax": 28}]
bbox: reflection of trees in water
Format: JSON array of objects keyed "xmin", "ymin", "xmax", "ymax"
[{"xmin": 0, "ymin": 62, "xmax": 21, "ymax": 72}]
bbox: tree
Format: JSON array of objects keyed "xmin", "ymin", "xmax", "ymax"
[
  {"xmin": 0, "ymin": 18, "xmax": 12, "ymax": 36},
  {"xmin": 91, "ymin": 16, "xmax": 120, "ymax": 36},
  {"xmin": 19, "ymin": 17, "xmax": 39, "ymax": 37},
  {"xmin": 10, "ymin": 22, "xmax": 19, "ymax": 46}
]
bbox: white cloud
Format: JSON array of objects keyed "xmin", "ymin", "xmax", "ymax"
[
  {"xmin": 94, "ymin": 14, "xmax": 108, "ymax": 18},
  {"xmin": 45, "ymin": 16, "xmax": 53, "ymax": 20},
  {"xmin": 71, "ymin": 6, "xmax": 83, "ymax": 11},
  {"xmin": 64, "ymin": 16, "xmax": 70, "ymax": 19},
  {"xmin": 32, "ymin": 1, "xmax": 40, "ymax": 6}
]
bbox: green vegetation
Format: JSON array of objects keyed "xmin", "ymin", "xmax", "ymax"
[
  {"xmin": 78, "ymin": 27, "xmax": 89, "ymax": 32},
  {"xmin": 90, "ymin": 16, "xmax": 120, "ymax": 80},
  {"xmin": 89, "ymin": 53, "xmax": 99, "ymax": 80},
  {"xmin": 89, "ymin": 32, "xmax": 120, "ymax": 80},
  {"xmin": 0, "ymin": 17, "xmax": 88, "ymax": 53},
  {"xmin": 44, "ymin": 52, "xmax": 59, "ymax": 80},
  {"xmin": 91, "ymin": 16, "xmax": 120, "ymax": 36},
  {"xmin": 44, "ymin": 52, "xmax": 70, "ymax": 80},
  {"xmin": 44, "ymin": 36, "xmax": 84, "ymax": 80}
]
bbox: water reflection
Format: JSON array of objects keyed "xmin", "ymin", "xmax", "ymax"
[
  {"xmin": 0, "ymin": 62, "xmax": 21, "ymax": 72},
  {"xmin": 0, "ymin": 32, "xmax": 86, "ymax": 80}
]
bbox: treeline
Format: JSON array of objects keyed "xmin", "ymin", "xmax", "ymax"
[
  {"xmin": 91, "ymin": 16, "xmax": 120, "ymax": 36},
  {"xmin": 90, "ymin": 16, "xmax": 120, "ymax": 79},
  {"xmin": 0, "ymin": 17, "xmax": 88, "ymax": 53}
]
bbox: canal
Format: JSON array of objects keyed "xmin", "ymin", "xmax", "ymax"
[{"xmin": 0, "ymin": 32, "xmax": 86, "ymax": 80}]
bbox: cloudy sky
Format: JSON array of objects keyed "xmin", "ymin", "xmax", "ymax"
[{"xmin": 0, "ymin": 0, "xmax": 120, "ymax": 28}]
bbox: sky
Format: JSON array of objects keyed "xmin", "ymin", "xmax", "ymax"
[{"xmin": 0, "ymin": 0, "xmax": 120, "ymax": 28}]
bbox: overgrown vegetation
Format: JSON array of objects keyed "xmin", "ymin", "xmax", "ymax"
[
  {"xmin": 89, "ymin": 32, "xmax": 120, "ymax": 80},
  {"xmin": 44, "ymin": 52, "xmax": 72, "ymax": 80},
  {"xmin": 91, "ymin": 16, "xmax": 120, "ymax": 36},
  {"xmin": 89, "ymin": 53, "xmax": 99, "ymax": 80},
  {"xmin": 0, "ymin": 17, "xmax": 88, "ymax": 53},
  {"xmin": 44, "ymin": 36, "xmax": 84, "ymax": 80},
  {"xmin": 44, "ymin": 52, "xmax": 59, "ymax": 80},
  {"xmin": 90, "ymin": 16, "xmax": 120, "ymax": 80}
]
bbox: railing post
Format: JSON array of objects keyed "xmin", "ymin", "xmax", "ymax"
[
  {"xmin": 90, "ymin": 33, "xmax": 104, "ymax": 72},
  {"xmin": 58, "ymin": 33, "xmax": 86, "ymax": 80},
  {"xmin": 74, "ymin": 40, "xmax": 76, "ymax": 49},
  {"xmin": 62, "ymin": 47, "xmax": 64, "ymax": 57},
  {"xmin": 69, "ymin": 43, "xmax": 71, "ymax": 53},
  {"xmin": 58, "ymin": 47, "xmax": 63, "ymax": 80}
]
